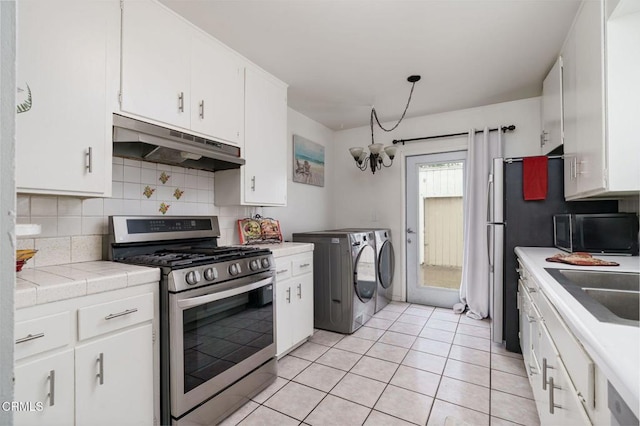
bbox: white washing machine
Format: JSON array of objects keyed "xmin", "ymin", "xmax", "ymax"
[
  {"xmin": 292, "ymin": 230, "xmax": 376, "ymax": 333},
  {"xmin": 336, "ymin": 229, "xmax": 395, "ymax": 313}
]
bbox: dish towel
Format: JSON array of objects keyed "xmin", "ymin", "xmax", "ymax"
[{"xmin": 523, "ymin": 156, "xmax": 548, "ymax": 200}]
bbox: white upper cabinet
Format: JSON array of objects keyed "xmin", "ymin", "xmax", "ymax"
[
  {"xmin": 190, "ymin": 33, "xmax": 244, "ymax": 145},
  {"xmin": 16, "ymin": 0, "xmax": 119, "ymax": 196},
  {"xmin": 121, "ymin": 0, "xmax": 192, "ymax": 130},
  {"xmin": 540, "ymin": 57, "xmax": 564, "ymax": 154},
  {"xmin": 121, "ymin": 0, "xmax": 244, "ymax": 145},
  {"xmin": 562, "ymin": 0, "xmax": 640, "ymax": 199},
  {"xmin": 215, "ymin": 68, "xmax": 288, "ymax": 206}
]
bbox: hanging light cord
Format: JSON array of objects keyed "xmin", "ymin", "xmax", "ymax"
[{"xmin": 370, "ymin": 79, "xmax": 418, "ymax": 145}]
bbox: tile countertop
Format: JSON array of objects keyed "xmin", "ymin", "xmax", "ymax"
[
  {"xmin": 237, "ymin": 242, "xmax": 314, "ymax": 258},
  {"xmin": 15, "ymin": 262, "xmax": 161, "ymax": 309},
  {"xmin": 515, "ymin": 247, "xmax": 640, "ymax": 418}
]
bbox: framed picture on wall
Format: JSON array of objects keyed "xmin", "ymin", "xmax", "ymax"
[{"xmin": 293, "ymin": 135, "xmax": 325, "ymax": 187}]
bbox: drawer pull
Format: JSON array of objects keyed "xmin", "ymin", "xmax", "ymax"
[
  {"xmin": 527, "ymin": 286, "xmax": 536, "ymax": 293},
  {"xmin": 48, "ymin": 370, "xmax": 55, "ymax": 406},
  {"xmin": 276, "ymin": 269, "xmax": 289, "ymax": 274},
  {"xmin": 15, "ymin": 332, "xmax": 45, "ymax": 344},
  {"xmin": 299, "ymin": 263, "xmax": 310, "ymax": 268},
  {"xmin": 542, "ymin": 357, "xmax": 554, "ymax": 390},
  {"xmin": 548, "ymin": 377, "xmax": 562, "ymax": 414},
  {"xmin": 105, "ymin": 308, "xmax": 138, "ymax": 321},
  {"xmin": 97, "ymin": 353, "xmax": 104, "ymax": 385},
  {"xmin": 526, "ymin": 314, "xmax": 536, "ymax": 323}
]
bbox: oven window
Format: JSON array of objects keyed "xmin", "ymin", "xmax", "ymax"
[{"xmin": 182, "ymin": 285, "xmax": 273, "ymax": 394}]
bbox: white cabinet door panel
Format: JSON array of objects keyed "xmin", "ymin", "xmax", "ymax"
[
  {"xmin": 16, "ymin": 0, "xmax": 118, "ymax": 196},
  {"xmin": 75, "ymin": 324, "xmax": 154, "ymax": 426},
  {"xmin": 121, "ymin": 0, "xmax": 191, "ymax": 129},
  {"xmin": 243, "ymin": 68, "xmax": 287, "ymax": 205},
  {"xmin": 14, "ymin": 350, "xmax": 75, "ymax": 426},
  {"xmin": 190, "ymin": 34, "xmax": 243, "ymax": 145}
]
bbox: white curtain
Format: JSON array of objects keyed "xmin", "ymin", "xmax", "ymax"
[{"xmin": 459, "ymin": 128, "xmax": 503, "ymax": 319}]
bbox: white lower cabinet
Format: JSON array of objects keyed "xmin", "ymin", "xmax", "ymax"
[
  {"xmin": 75, "ymin": 325, "xmax": 153, "ymax": 426},
  {"xmin": 14, "ymin": 350, "xmax": 75, "ymax": 426},
  {"xmin": 517, "ymin": 257, "xmax": 606, "ymax": 425},
  {"xmin": 537, "ymin": 323, "xmax": 592, "ymax": 426},
  {"xmin": 14, "ymin": 286, "xmax": 157, "ymax": 426},
  {"xmin": 275, "ymin": 253, "xmax": 314, "ymax": 357}
]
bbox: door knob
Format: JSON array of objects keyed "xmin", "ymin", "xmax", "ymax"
[{"xmin": 407, "ymin": 228, "xmax": 415, "ymax": 234}]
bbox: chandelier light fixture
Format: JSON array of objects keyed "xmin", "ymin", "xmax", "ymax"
[{"xmin": 349, "ymin": 75, "xmax": 421, "ymax": 174}]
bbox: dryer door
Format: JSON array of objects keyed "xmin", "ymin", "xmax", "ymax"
[
  {"xmin": 378, "ymin": 240, "xmax": 395, "ymax": 289},
  {"xmin": 354, "ymin": 244, "xmax": 376, "ymax": 302}
]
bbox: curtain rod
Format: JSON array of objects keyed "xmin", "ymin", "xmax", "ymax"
[{"xmin": 392, "ymin": 125, "xmax": 516, "ymax": 145}]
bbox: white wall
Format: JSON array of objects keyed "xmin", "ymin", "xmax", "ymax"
[
  {"xmin": 332, "ymin": 97, "xmax": 542, "ymax": 301},
  {"xmin": 262, "ymin": 108, "xmax": 335, "ymax": 240}
]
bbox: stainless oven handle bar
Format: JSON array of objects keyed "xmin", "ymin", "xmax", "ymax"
[{"xmin": 177, "ymin": 277, "xmax": 274, "ymax": 309}]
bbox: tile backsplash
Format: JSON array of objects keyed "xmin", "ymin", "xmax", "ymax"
[{"xmin": 17, "ymin": 157, "xmax": 258, "ymax": 268}]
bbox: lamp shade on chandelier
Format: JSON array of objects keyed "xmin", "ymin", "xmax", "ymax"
[{"xmin": 349, "ymin": 75, "xmax": 420, "ymax": 175}]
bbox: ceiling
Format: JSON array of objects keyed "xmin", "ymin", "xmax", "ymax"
[{"xmin": 160, "ymin": 0, "xmax": 581, "ymax": 131}]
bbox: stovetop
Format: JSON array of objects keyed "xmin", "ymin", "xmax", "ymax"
[
  {"xmin": 107, "ymin": 216, "xmax": 275, "ymax": 292},
  {"xmin": 116, "ymin": 246, "xmax": 271, "ymax": 268}
]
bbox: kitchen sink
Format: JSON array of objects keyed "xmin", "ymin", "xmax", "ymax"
[{"xmin": 545, "ymin": 269, "xmax": 640, "ymax": 326}]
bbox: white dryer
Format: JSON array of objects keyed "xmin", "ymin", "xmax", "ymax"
[
  {"xmin": 336, "ymin": 228, "xmax": 395, "ymax": 313},
  {"xmin": 292, "ymin": 230, "xmax": 376, "ymax": 333}
]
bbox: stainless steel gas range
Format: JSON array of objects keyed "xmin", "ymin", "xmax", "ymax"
[{"xmin": 106, "ymin": 216, "xmax": 277, "ymax": 425}]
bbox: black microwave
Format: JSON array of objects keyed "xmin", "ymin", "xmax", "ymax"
[{"xmin": 553, "ymin": 213, "xmax": 639, "ymax": 256}]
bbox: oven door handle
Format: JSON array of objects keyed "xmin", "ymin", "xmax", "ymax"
[{"xmin": 177, "ymin": 277, "xmax": 273, "ymax": 309}]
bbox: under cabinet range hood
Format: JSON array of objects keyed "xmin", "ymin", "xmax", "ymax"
[{"xmin": 112, "ymin": 114, "xmax": 244, "ymax": 172}]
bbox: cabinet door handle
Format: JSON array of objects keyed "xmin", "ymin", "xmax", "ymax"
[
  {"xmin": 15, "ymin": 332, "xmax": 45, "ymax": 344},
  {"xmin": 297, "ymin": 283, "xmax": 302, "ymax": 299},
  {"xmin": 97, "ymin": 353, "xmax": 104, "ymax": 385},
  {"xmin": 548, "ymin": 377, "xmax": 562, "ymax": 414},
  {"xmin": 526, "ymin": 314, "xmax": 536, "ymax": 323},
  {"xmin": 86, "ymin": 147, "xmax": 93, "ymax": 173},
  {"xmin": 199, "ymin": 100, "xmax": 205, "ymax": 119},
  {"xmin": 105, "ymin": 308, "xmax": 138, "ymax": 321},
  {"xmin": 48, "ymin": 370, "xmax": 55, "ymax": 406},
  {"xmin": 178, "ymin": 92, "xmax": 184, "ymax": 112},
  {"xmin": 251, "ymin": 176, "xmax": 256, "ymax": 191},
  {"xmin": 542, "ymin": 357, "xmax": 554, "ymax": 390},
  {"xmin": 286, "ymin": 287, "xmax": 291, "ymax": 303}
]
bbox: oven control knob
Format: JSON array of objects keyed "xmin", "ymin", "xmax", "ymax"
[
  {"xmin": 249, "ymin": 259, "xmax": 259, "ymax": 271},
  {"xmin": 229, "ymin": 263, "xmax": 241, "ymax": 276},
  {"xmin": 261, "ymin": 258, "xmax": 270, "ymax": 269},
  {"xmin": 204, "ymin": 267, "xmax": 217, "ymax": 281},
  {"xmin": 185, "ymin": 270, "xmax": 201, "ymax": 285}
]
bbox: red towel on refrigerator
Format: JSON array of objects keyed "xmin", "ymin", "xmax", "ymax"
[{"xmin": 523, "ymin": 156, "xmax": 548, "ymax": 200}]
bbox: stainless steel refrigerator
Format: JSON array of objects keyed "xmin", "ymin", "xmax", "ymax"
[{"xmin": 488, "ymin": 156, "xmax": 617, "ymax": 352}]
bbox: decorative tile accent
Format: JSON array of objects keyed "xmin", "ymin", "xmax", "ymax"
[
  {"xmin": 159, "ymin": 171, "xmax": 170, "ymax": 184},
  {"xmin": 173, "ymin": 188, "xmax": 184, "ymax": 200},
  {"xmin": 143, "ymin": 186, "xmax": 155, "ymax": 198},
  {"xmin": 159, "ymin": 202, "xmax": 170, "ymax": 215}
]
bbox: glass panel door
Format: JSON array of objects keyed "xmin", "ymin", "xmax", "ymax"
[{"xmin": 406, "ymin": 152, "xmax": 466, "ymax": 307}]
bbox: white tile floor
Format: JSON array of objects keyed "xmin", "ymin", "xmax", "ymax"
[{"xmin": 220, "ymin": 302, "xmax": 541, "ymax": 426}]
